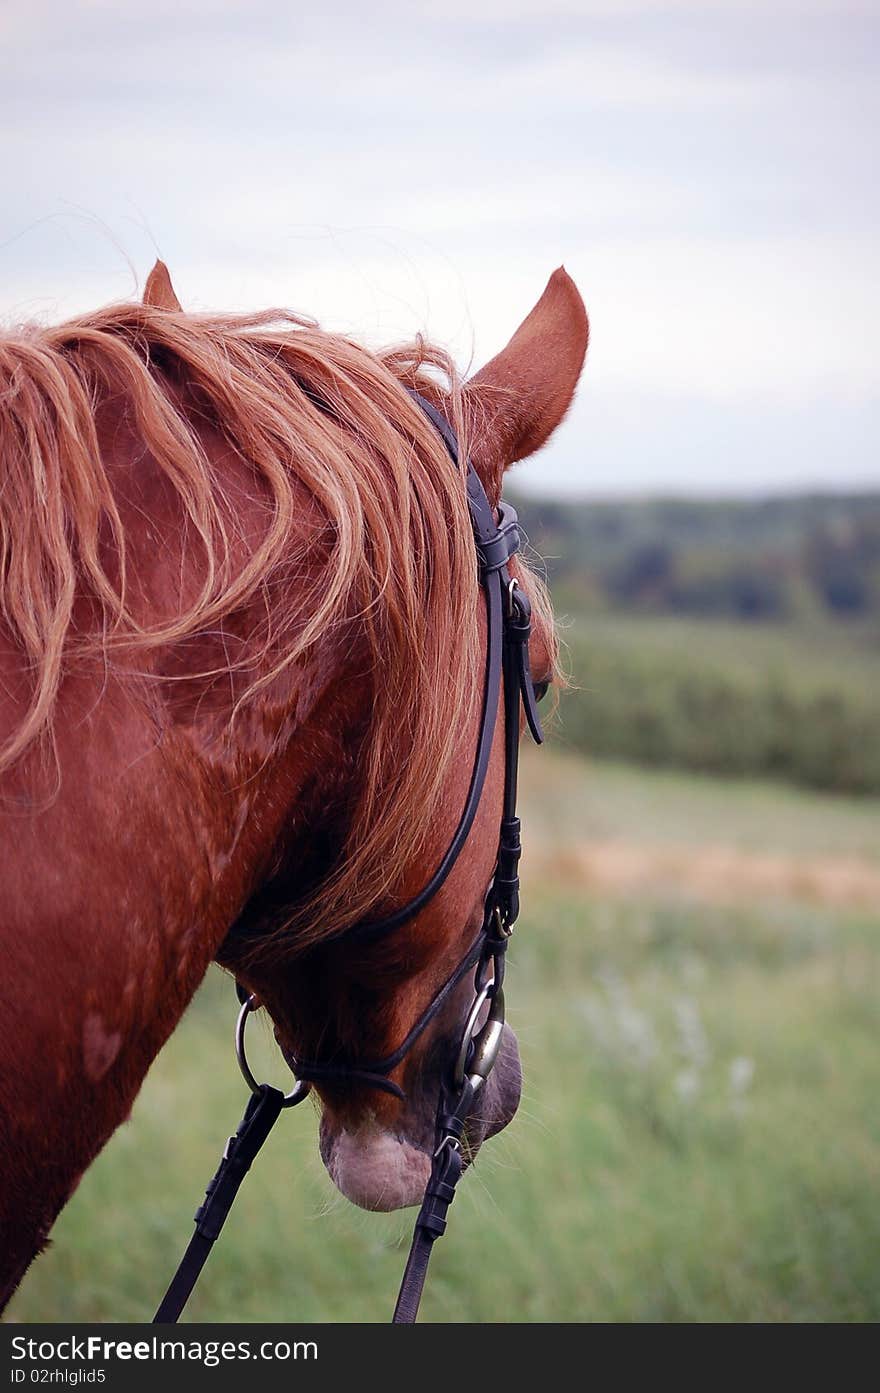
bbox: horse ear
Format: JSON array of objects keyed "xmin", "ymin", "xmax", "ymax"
[
  {"xmin": 143, "ymin": 260, "xmax": 182, "ymax": 311},
  {"xmin": 464, "ymin": 267, "xmax": 588, "ymax": 502}
]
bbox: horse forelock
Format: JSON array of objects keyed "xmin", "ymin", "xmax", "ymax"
[{"xmin": 0, "ymin": 300, "xmax": 553, "ymax": 950}]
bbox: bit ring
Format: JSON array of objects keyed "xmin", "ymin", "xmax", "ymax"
[{"xmin": 235, "ymin": 995, "xmax": 311, "ymax": 1108}]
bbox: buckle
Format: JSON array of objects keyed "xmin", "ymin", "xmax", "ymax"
[{"xmin": 472, "ymin": 501, "xmax": 522, "ymax": 574}]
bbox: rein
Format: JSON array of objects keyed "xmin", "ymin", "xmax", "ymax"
[{"xmin": 153, "ymin": 390, "xmax": 544, "ymax": 1325}]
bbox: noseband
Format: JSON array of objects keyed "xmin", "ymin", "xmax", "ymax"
[{"xmin": 154, "ymin": 390, "xmax": 545, "ymax": 1325}]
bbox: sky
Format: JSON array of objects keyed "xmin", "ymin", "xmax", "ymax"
[{"xmin": 1, "ymin": 0, "xmax": 877, "ymax": 498}]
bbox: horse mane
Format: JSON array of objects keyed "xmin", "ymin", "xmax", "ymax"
[{"xmin": 0, "ymin": 299, "xmax": 553, "ymax": 947}]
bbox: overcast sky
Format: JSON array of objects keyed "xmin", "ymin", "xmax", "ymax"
[{"xmin": 1, "ymin": 0, "xmax": 877, "ymax": 497}]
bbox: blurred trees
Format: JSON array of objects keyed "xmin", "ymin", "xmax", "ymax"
[
  {"xmin": 514, "ymin": 491, "xmax": 880, "ymax": 794},
  {"xmin": 519, "ymin": 492, "xmax": 880, "ymax": 623}
]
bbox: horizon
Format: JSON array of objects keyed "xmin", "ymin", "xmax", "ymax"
[{"xmin": 512, "ymin": 480, "xmax": 880, "ymax": 502}]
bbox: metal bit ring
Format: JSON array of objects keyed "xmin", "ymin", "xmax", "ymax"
[
  {"xmin": 452, "ymin": 980, "xmax": 506, "ymax": 1091},
  {"xmin": 235, "ymin": 995, "xmax": 311, "ymax": 1108}
]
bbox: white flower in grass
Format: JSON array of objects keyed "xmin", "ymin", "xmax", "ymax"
[
  {"xmin": 674, "ymin": 1067, "xmax": 701, "ymax": 1104},
  {"xmin": 729, "ymin": 1056, "xmax": 755, "ymax": 1097},
  {"xmin": 578, "ymin": 977, "xmax": 658, "ymax": 1070},
  {"xmin": 674, "ymin": 996, "xmax": 710, "ymax": 1070},
  {"xmin": 614, "ymin": 998, "xmax": 658, "ymax": 1070}
]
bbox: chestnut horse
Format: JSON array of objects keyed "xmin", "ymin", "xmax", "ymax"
[{"xmin": 0, "ymin": 262, "xmax": 588, "ymax": 1311}]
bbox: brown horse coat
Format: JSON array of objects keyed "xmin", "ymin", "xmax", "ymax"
[{"xmin": 0, "ymin": 263, "xmax": 587, "ymax": 1305}]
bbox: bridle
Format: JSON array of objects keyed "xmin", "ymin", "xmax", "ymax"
[{"xmin": 153, "ymin": 390, "xmax": 546, "ymax": 1325}]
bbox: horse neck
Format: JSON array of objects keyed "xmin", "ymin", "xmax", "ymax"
[
  {"xmin": 89, "ymin": 398, "xmax": 364, "ymax": 998},
  {"xmin": 0, "ymin": 401, "xmax": 361, "ymax": 1251}
]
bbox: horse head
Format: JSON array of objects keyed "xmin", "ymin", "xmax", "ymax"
[{"xmin": 214, "ymin": 267, "xmax": 589, "ymax": 1211}]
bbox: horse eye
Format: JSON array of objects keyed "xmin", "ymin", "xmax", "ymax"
[{"xmin": 533, "ymin": 679, "xmax": 550, "ymax": 702}]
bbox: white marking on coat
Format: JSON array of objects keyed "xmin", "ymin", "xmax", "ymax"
[{"xmin": 82, "ymin": 1012, "xmax": 122, "ymax": 1081}]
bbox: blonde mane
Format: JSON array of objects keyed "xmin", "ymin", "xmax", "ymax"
[{"xmin": 0, "ymin": 300, "xmax": 552, "ymax": 944}]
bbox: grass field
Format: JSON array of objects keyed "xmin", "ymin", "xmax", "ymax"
[
  {"xmin": 554, "ymin": 611, "xmax": 880, "ymax": 793},
  {"xmin": 8, "ymin": 749, "xmax": 880, "ymax": 1323}
]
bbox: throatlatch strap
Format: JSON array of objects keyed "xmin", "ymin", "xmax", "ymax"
[{"xmin": 153, "ymin": 1085, "xmax": 284, "ymax": 1323}]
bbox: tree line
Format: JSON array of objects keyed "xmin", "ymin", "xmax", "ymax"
[{"xmin": 516, "ymin": 491, "xmax": 880, "ymax": 622}]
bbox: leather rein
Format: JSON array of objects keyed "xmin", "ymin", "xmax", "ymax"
[{"xmin": 153, "ymin": 390, "xmax": 545, "ymax": 1325}]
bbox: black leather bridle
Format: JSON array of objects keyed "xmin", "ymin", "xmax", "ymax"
[{"xmin": 153, "ymin": 390, "xmax": 546, "ymax": 1325}]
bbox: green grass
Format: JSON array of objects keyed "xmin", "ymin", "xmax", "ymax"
[
  {"xmin": 554, "ymin": 608, "xmax": 880, "ymax": 688},
  {"xmin": 7, "ymin": 754, "xmax": 880, "ymax": 1323},
  {"xmin": 523, "ymin": 747, "xmax": 880, "ymax": 863}
]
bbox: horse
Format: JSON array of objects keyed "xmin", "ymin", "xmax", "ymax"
[{"xmin": 0, "ymin": 260, "xmax": 588, "ymax": 1313}]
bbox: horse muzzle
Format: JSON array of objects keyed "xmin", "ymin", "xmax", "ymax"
[{"xmin": 317, "ymin": 1021, "xmax": 522, "ymax": 1212}]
